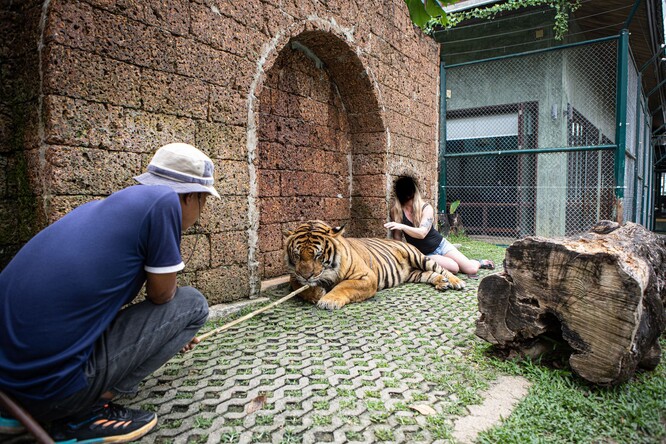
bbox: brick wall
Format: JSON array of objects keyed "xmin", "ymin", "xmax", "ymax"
[{"xmin": 0, "ymin": 0, "xmax": 440, "ymax": 303}]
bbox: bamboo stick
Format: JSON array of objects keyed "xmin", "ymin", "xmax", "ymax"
[{"xmin": 195, "ymin": 285, "xmax": 309, "ymax": 342}]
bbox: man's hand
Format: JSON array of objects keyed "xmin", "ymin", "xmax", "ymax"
[{"xmin": 181, "ymin": 337, "xmax": 200, "ymax": 353}]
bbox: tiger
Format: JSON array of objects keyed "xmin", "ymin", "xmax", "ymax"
[{"xmin": 283, "ymin": 220, "xmax": 466, "ymax": 310}]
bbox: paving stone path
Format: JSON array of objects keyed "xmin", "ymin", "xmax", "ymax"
[{"xmin": 4, "ymin": 267, "xmax": 529, "ymax": 443}]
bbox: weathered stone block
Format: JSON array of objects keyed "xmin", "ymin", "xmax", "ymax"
[
  {"xmin": 43, "ymin": 45, "xmax": 142, "ymax": 108},
  {"xmin": 352, "ymin": 131, "xmax": 387, "ymax": 154},
  {"xmin": 260, "ymin": 196, "xmax": 349, "ymax": 225},
  {"xmin": 201, "ymin": 195, "xmax": 248, "ymax": 232},
  {"xmin": 260, "ymin": 249, "xmax": 287, "ymax": 279},
  {"xmin": 143, "ymin": 0, "xmax": 190, "ymax": 36},
  {"xmin": 351, "ymin": 196, "xmax": 387, "ymax": 220},
  {"xmin": 348, "ymin": 217, "xmax": 387, "ymax": 239},
  {"xmin": 84, "ymin": 0, "xmax": 145, "ymax": 23},
  {"xmin": 92, "ymin": 9, "xmax": 178, "ymax": 71},
  {"xmin": 211, "ymin": 230, "xmax": 248, "ymax": 267},
  {"xmin": 352, "ymin": 174, "xmax": 386, "ymax": 198},
  {"xmin": 0, "ymin": 55, "xmax": 40, "ymax": 105},
  {"xmin": 44, "ymin": 145, "xmax": 142, "ymax": 195},
  {"xmin": 44, "ymin": 1, "xmax": 96, "ymax": 52},
  {"xmin": 216, "ymin": 160, "xmax": 249, "ymax": 196},
  {"xmin": 175, "ymin": 37, "xmax": 249, "ymax": 88},
  {"xmin": 257, "ymin": 142, "xmax": 347, "ymax": 176},
  {"xmin": 353, "ymin": 153, "xmax": 386, "ymax": 176},
  {"xmin": 44, "ymin": 95, "xmax": 196, "ymax": 152},
  {"xmin": 257, "ymin": 170, "xmax": 280, "ymax": 197},
  {"xmin": 197, "ymin": 265, "xmax": 251, "ymax": 304},
  {"xmin": 257, "ymin": 222, "xmax": 283, "ymax": 252},
  {"xmin": 195, "ymin": 122, "xmax": 247, "ymax": 161},
  {"xmin": 210, "ymin": 85, "xmax": 247, "ymax": 126},
  {"xmin": 0, "ymin": 200, "xmax": 19, "ymax": 243},
  {"xmin": 281, "ymin": 171, "xmax": 347, "ymax": 197},
  {"xmin": 180, "ymin": 232, "xmax": 211, "ymax": 271},
  {"xmin": 141, "ymin": 70, "xmax": 209, "ymax": 119},
  {"xmin": 2, "ymin": 6, "xmax": 41, "ymax": 58},
  {"xmin": 189, "ymin": 3, "xmax": 264, "ymax": 59}
]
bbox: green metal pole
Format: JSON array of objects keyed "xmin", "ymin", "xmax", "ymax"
[
  {"xmin": 632, "ymin": 72, "xmax": 642, "ymax": 223},
  {"xmin": 623, "ymin": 0, "xmax": 643, "ymax": 28},
  {"xmin": 438, "ymin": 60, "xmax": 447, "ymax": 215},
  {"xmin": 614, "ymin": 29, "xmax": 629, "ymax": 222}
]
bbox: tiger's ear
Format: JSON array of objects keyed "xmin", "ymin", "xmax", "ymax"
[
  {"xmin": 283, "ymin": 228, "xmax": 294, "ymax": 238},
  {"xmin": 331, "ymin": 224, "xmax": 346, "ymax": 237}
]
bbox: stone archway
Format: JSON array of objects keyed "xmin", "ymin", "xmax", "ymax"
[{"xmin": 252, "ymin": 30, "xmax": 387, "ymax": 282}]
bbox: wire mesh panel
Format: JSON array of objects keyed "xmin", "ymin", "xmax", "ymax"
[
  {"xmin": 623, "ymin": 52, "xmax": 640, "ymax": 223},
  {"xmin": 446, "ymin": 151, "xmax": 614, "ymax": 239},
  {"xmin": 444, "ymin": 39, "xmax": 619, "ymax": 240}
]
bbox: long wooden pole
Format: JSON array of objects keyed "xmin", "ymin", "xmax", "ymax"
[
  {"xmin": 0, "ymin": 390, "xmax": 53, "ymax": 444},
  {"xmin": 195, "ymin": 285, "xmax": 310, "ymax": 342}
]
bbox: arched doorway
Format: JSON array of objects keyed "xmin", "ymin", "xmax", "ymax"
[{"xmin": 253, "ymin": 30, "xmax": 387, "ymax": 281}]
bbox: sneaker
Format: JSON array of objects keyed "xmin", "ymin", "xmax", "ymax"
[
  {"xmin": 478, "ymin": 259, "xmax": 495, "ymax": 270},
  {"xmin": 50, "ymin": 401, "xmax": 157, "ymax": 443},
  {"xmin": 0, "ymin": 412, "xmax": 25, "ymax": 435}
]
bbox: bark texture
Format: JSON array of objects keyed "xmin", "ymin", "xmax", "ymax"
[{"xmin": 476, "ymin": 221, "xmax": 666, "ymax": 385}]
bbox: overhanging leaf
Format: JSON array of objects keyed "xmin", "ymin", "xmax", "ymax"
[
  {"xmin": 423, "ymin": 0, "xmax": 446, "ymax": 18},
  {"xmin": 404, "ymin": 0, "xmax": 432, "ymax": 28}
]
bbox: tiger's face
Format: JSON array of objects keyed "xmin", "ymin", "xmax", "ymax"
[{"xmin": 284, "ymin": 220, "xmax": 343, "ymax": 288}]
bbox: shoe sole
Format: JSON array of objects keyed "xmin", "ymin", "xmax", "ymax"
[
  {"xmin": 54, "ymin": 415, "xmax": 157, "ymax": 443},
  {"xmin": 0, "ymin": 426, "xmax": 26, "ymax": 435},
  {"xmin": 0, "ymin": 417, "xmax": 26, "ymax": 435}
]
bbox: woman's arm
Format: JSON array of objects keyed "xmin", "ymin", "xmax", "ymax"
[{"xmin": 384, "ymin": 205, "xmax": 435, "ymax": 239}]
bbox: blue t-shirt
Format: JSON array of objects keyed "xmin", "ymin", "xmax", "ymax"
[{"xmin": 0, "ymin": 185, "xmax": 184, "ymax": 402}]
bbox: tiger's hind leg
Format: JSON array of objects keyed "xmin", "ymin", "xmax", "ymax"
[{"xmin": 406, "ymin": 269, "xmax": 466, "ymax": 291}]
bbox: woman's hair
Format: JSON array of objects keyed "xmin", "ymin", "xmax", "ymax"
[{"xmin": 390, "ymin": 176, "xmax": 428, "ymax": 227}]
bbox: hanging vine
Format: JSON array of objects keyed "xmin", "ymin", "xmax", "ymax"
[{"xmin": 405, "ymin": 0, "xmax": 582, "ymax": 41}]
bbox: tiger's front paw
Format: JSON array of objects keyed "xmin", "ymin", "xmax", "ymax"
[
  {"xmin": 317, "ymin": 294, "xmax": 349, "ymax": 310},
  {"xmin": 448, "ymin": 274, "xmax": 466, "ymax": 290}
]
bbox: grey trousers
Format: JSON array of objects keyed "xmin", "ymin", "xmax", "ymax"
[{"xmin": 22, "ymin": 286, "xmax": 209, "ymax": 422}]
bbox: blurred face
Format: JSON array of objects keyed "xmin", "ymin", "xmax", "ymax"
[
  {"xmin": 395, "ymin": 177, "xmax": 416, "ymax": 205},
  {"xmin": 180, "ymin": 193, "xmax": 208, "ymax": 230}
]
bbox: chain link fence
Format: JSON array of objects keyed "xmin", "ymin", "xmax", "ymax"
[{"xmin": 442, "ymin": 37, "xmax": 650, "ymax": 241}]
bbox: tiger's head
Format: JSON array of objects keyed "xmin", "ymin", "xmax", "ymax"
[{"xmin": 284, "ymin": 220, "xmax": 345, "ymax": 288}]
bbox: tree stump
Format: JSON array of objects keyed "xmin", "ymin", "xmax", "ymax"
[{"xmin": 476, "ymin": 221, "xmax": 666, "ymax": 385}]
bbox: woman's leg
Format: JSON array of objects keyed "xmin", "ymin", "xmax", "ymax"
[
  {"xmin": 429, "ymin": 254, "xmax": 461, "ymax": 273},
  {"xmin": 444, "ymin": 249, "xmax": 480, "ymax": 275}
]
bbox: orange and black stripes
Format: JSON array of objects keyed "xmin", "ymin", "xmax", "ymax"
[{"xmin": 284, "ymin": 220, "xmax": 464, "ymax": 309}]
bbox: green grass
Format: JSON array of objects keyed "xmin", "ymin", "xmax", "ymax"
[
  {"xmin": 470, "ymin": 341, "xmax": 666, "ymax": 444},
  {"xmin": 458, "ymin": 240, "xmax": 666, "ymax": 444}
]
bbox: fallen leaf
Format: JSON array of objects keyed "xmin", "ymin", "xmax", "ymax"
[
  {"xmin": 409, "ymin": 404, "xmax": 437, "ymax": 416},
  {"xmin": 245, "ymin": 394, "xmax": 267, "ymax": 414}
]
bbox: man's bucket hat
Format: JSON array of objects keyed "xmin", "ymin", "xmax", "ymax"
[{"xmin": 134, "ymin": 143, "xmax": 221, "ymax": 198}]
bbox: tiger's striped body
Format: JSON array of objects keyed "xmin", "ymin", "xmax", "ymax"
[{"xmin": 284, "ymin": 220, "xmax": 465, "ymax": 309}]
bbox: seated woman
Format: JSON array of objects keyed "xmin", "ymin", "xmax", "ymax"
[{"xmin": 384, "ymin": 176, "xmax": 494, "ymax": 278}]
